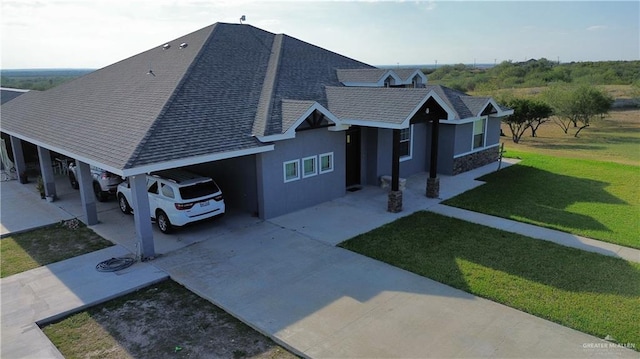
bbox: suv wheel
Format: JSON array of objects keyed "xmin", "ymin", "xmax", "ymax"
[
  {"xmin": 93, "ymin": 182, "xmax": 107, "ymax": 202},
  {"xmin": 69, "ymin": 173, "xmax": 79, "ymax": 189},
  {"xmin": 156, "ymin": 210, "xmax": 172, "ymax": 234},
  {"xmin": 118, "ymin": 194, "xmax": 131, "ymax": 214}
]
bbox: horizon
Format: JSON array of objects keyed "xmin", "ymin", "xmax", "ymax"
[{"xmin": 3, "ymin": 59, "xmax": 638, "ymax": 72}]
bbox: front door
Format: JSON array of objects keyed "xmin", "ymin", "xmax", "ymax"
[{"xmin": 345, "ymin": 127, "xmax": 361, "ymax": 188}]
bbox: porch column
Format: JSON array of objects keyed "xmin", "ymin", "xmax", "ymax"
[
  {"xmin": 129, "ymin": 174, "xmax": 155, "ymax": 260},
  {"xmin": 9, "ymin": 136, "xmax": 27, "ymax": 184},
  {"xmin": 37, "ymin": 146, "xmax": 56, "ymax": 200},
  {"xmin": 75, "ymin": 161, "xmax": 98, "ymax": 225},
  {"xmin": 426, "ymin": 118, "xmax": 440, "ymax": 198},
  {"xmin": 387, "ymin": 129, "xmax": 402, "ymax": 213}
]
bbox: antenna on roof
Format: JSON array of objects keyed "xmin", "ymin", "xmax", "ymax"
[{"xmin": 240, "ymin": 15, "xmax": 246, "ymax": 24}]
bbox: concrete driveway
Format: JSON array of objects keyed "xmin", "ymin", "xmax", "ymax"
[{"xmin": 2, "ymin": 161, "xmax": 637, "ymax": 358}]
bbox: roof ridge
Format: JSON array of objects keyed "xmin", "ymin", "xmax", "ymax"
[{"xmin": 252, "ymin": 33, "xmax": 284, "ymax": 137}]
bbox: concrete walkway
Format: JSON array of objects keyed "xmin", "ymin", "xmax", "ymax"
[
  {"xmin": 1, "ymin": 245, "xmax": 167, "ymax": 358},
  {"xmin": 1, "ymin": 159, "xmax": 638, "ymax": 358},
  {"xmin": 0, "ymin": 179, "xmax": 74, "ymax": 237},
  {"xmin": 430, "ymin": 204, "xmax": 640, "ymax": 263}
]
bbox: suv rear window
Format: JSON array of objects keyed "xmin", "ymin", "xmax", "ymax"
[{"xmin": 179, "ymin": 181, "xmax": 220, "ymax": 200}]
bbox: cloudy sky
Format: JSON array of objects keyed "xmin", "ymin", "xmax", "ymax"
[{"xmin": 1, "ymin": 0, "xmax": 638, "ymax": 69}]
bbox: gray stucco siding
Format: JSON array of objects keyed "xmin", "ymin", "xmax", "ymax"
[
  {"xmin": 256, "ymin": 128, "xmax": 346, "ymax": 219},
  {"xmin": 437, "ymin": 124, "xmax": 456, "ymax": 175},
  {"xmin": 370, "ymin": 124, "xmax": 429, "ymax": 182},
  {"xmin": 486, "ymin": 117, "xmax": 502, "ymax": 146},
  {"xmin": 453, "ymin": 122, "xmax": 473, "ymax": 155}
]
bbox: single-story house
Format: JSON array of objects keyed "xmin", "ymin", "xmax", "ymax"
[{"xmin": 1, "ymin": 23, "xmax": 512, "ymax": 259}]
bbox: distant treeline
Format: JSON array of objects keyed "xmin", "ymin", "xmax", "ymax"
[
  {"xmin": 2, "ymin": 60, "xmax": 639, "ymax": 93},
  {"xmin": 1, "ymin": 69, "xmax": 94, "ymax": 91},
  {"xmin": 425, "ymin": 58, "xmax": 640, "ymax": 93}
]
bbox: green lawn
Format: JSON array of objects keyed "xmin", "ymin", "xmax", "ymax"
[
  {"xmin": 0, "ymin": 219, "xmax": 113, "ymax": 278},
  {"xmin": 444, "ymin": 151, "xmax": 639, "ymax": 249},
  {"xmin": 339, "ymin": 211, "xmax": 640, "ymax": 347}
]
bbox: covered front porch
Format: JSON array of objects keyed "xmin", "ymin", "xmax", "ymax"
[{"xmin": 269, "ymin": 159, "xmax": 515, "ymax": 246}]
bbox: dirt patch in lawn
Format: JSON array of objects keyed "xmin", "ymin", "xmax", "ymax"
[{"xmin": 42, "ymin": 279, "xmax": 297, "ymax": 359}]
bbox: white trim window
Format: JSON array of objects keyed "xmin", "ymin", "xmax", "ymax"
[
  {"xmin": 319, "ymin": 152, "xmax": 334, "ymax": 174},
  {"xmin": 399, "ymin": 125, "xmax": 413, "ymax": 161},
  {"xmin": 283, "ymin": 159, "xmax": 300, "ymax": 182},
  {"xmin": 472, "ymin": 118, "xmax": 487, "ymax": 149},
  {"xmin": 302, "ymin": 156, "xmax": 318, "ymax": 178}
]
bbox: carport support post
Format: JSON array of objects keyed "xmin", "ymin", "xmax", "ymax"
[
  {"xmin": 75, "ymin": 161, "xmax": 98, "ymax": 225},
  {"xmin": 37, "ymin": 146, "xmax": 56, "ymax": 200},
  {"xmin": 387, "ymin": 129, "xmax": 402, "ymax": 213},
  {"xmin": 427, "ymin": 118, "xmax": 440, "ymax": 198},
  {"xmin": 9, "ymin": 136, "xmax": 27, "ymax": 183},
  {"xmin": 129, "ymin": 174, "xmax": 155, "ymax": 260}
]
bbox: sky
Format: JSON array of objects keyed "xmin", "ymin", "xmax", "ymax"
[{"xmin": 1, "ymin": 0, "xmax": 638, "ymax": 69}]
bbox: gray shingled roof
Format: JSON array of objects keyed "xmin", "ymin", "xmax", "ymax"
[
  {"xmin": 0, "ymin": 88, "xmax": 29, "ymax": 105},
  {"xmin": 393, "ymin": 69, "xmax": 422, "ymax": 82},
  {"xmin": 460, "ymin": 96, "xmax": 492, "ymax": 116},
  {"xmin": 336, "ymin": 69, "xmax": 387, "ymax": 84},
  {"xmin": 1, "ymin": 22, "xmax": 372, "ymax": 173},
  {"xmin": 325, "ymin": 84, "xmax": 501, "ymax": 126},
  {"xmin": 1, "ymin": 25, "xmax": 218, "ymax": 171},
  {"xmin": 263, "ymin": 36, "xmax": 373, "ymax": 136},
  {"xmin": 1, "ymin": 22, "xmax": 508, "ymax": 175},
  {"xmin": 325, "ymin": 87, "xmax": 433, "ymax": 125}
]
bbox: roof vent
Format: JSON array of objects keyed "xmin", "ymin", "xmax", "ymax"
[
  {"xmin": 162, "ymin": 44, "xmax": 170, "ymax": 50},
  {"xmin": 179, "ymin": 42, "xmax": 188, "ymax": 49}
]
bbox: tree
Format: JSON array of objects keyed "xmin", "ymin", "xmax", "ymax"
[
  {"xmin": 528, "ymin": 100, "xmax": 554, "ymax": 137},
  {"xmin": 543, "ymin": 85, "xmax": 613, "ymax": 136},
  {"xmin": 501, "ymin": 98, "xmax": 553, "ymax": 143}
]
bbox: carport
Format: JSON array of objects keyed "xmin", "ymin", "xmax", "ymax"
[{"xmin": 0, "ymin": 25, "xmax": 275, "ymax": 260}]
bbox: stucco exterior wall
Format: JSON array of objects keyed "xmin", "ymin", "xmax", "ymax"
[
  {"xmin": 256, "ymin": 128, "xmax": 346, "ymax": 219},
  {"xmin": 437, "ymin": 124, "xmax": 456, "ymax": 175},
  {"xmin": 368, "ymin": 124, "xmax": 429, "ymax": 185},
  {"xmin": 486, "ymin": 116, "xmax": 502, "ymax": 146}
]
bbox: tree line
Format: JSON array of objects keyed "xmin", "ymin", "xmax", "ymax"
[
  {"xmin": 425, "ymin": 58, "xmax": 640, "ymax": 93},
  {"xmin": 500, "ymin": 85, "xmax": 613, "ymax": 143}
]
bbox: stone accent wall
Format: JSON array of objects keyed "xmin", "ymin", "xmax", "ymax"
[{"xmin": 452, "ymin": 147, "xmax": 499, "ymax": 175}]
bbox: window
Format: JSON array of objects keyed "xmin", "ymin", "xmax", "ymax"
[
  {"xmin": 412, "ymin": 75, "xmax": 421, "ymax": 88},
  {"xmin": 161, "ymin": 183, "xmax": 175, "ymax": 198},
  {"xmin": 147, "ymin": 180, "xmax": 158, "ymax": 194},
  {"xmin": 319, "ymin": 152, "xmax": 334, "ymax": 174},
  {"xmin": 399, "ymin": 125, "xmax": 413, "ymax": 159},
  {"xmin": 473, "ymin": 118, "xmax": 487, "ymax": 149},
  {"xmin": 283, "ymin": 160, "xmax": 300, "ymax": 182},
  {"xmin": 302, "ymin": 156, "xmax": 317, "ymax": 178}
]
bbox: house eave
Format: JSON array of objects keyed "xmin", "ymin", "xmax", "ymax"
[{"xmin": 121, "ymin": 145, "xmax": 275, "ymax": 177}]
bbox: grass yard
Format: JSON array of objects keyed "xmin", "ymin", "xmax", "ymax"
[
  {"xmin": 42, "ymin": 279, "xmax": 296, "ymax": 359},
  {"xmin": 339, "ymin": 211, "xmax": 640, "ymax": 348},
  {"xmin": 500, "ymin": 109, "xmax": 640, "ymax": 166},
  {"xmin": 444, "ymin": 151, "xmax": 639, "ymax": 249},
  {"xmin": 0, "ymin": 219, "xmax": 113, "ymax": 278}
]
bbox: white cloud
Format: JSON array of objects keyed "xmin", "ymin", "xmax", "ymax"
[{"xmin": 587, "ymin": 25, "xmax": 607, "ymax": 31}]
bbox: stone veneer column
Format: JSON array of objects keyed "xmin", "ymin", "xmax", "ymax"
[
  {"xmin": 426, "ymin": 177, "xmax": 440, "ymax": 198},
  {"xmin": 388, "ymin": 190, "xmax": 403, "ymax": 213}
]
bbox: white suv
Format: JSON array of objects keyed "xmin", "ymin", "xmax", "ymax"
[
  {"xmin": 116, "ymin": 169, "xmax": 225, "ymax": 233},
  {"xmin": 68, "ymin": 163, "xmax": 122, "ymax": 202}
]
